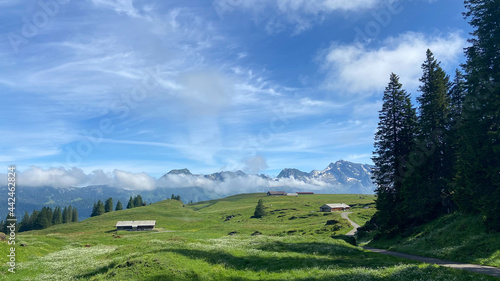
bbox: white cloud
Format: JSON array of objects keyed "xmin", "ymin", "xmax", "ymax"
[
  {"xmin": 156, "ymin": 172, "xmax": 352, "ymax": 195},
  {"xmin": 243, "ymin": 155, "xmax": 269, "ymax": 174},
  {"xmin": 14, "ymin": 166, "xmax": 155, "ymax": 190},
  {"xmin": 214, "ymin": 0, "xmax": 380, "ymax": 33},
  {"xmin": 321, "ymin": 32, "xmax": 466, "ymax": 96},
  {"xmin": 18, "ymin": 166, "xmax": 88, "ymax": 188},
  {"xmin": 113, "ymin": 169, "xmax": 156, "ymax": 190}
]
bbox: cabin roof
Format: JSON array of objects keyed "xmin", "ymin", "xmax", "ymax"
[
  {"xmin": 321, "ymin": 203, "xmax": 350, "ymax": 208},
  {"xmin": 116, "ymin": 220, "xmax": 156, "ymax": 227},
  {"xmin": 267, "ymin": 191, "xmax": 287, "ymax": 195}
]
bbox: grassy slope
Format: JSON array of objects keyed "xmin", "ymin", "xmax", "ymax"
[
  {"xmin": 368, "ymin": 212, "xmax": 500, "ymax": 268},
  {"xmin": 0, "ymin": 194, "xmax": 496, "ymax": 280}
]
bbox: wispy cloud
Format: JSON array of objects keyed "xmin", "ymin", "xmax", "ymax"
[
  {"xmin": 89, "ymin": 0, "xmax": 143, "ymax": 18},
  {"xmin": 214, "ymin": 0, "xmax": 380, "ymax": 33}
]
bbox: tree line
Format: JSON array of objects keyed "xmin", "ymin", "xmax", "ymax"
[
  {"xmin": 0, "ymin": 205, "xmax": 78, "ymax": 233},
  {"xmin": 370, "ymin": 0, "xmax": 499, "ymax": 235},
  {"xmin": 88, "ymin": 193, "xmax": 183, "ymax": 218},
  {"xmin": 0, "ymin": 193, "xmax": 186, "ymax": 232}
]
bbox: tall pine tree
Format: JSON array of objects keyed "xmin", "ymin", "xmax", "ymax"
[
  {"xmin": 33, "ymin": 208, "xmax": 50, "ymax": 230},
  {"xmin": 19, "ymin": 211, "xmax": 31, "ymax": 232},
  {"xmin": 97, "ymin": 200, "xmax": 105, "ymax": 216},
  {"xmin": 455, "ymin": 0, "xmax": 500, "ymax": 230},
  {"xmin": 62, "ymin": 206, "xmax": 71, "ymax": 223},
  {"xmin": 253, "ymin": 199, "xmax": 266, "ymax": 218},
  {"xmin": 371, "ymin": 73, "xmax": 416, "ymax": 232},
  {"xmin": 133, "ymin": 195, "xmax": 143, "ymax": 207},
  {"xmin": 72, "ymin": 207, "xmax": 78, "ymax": 222},
  {"xmin": 115, "ymin": 200, "xmax": 123, "ymax": 211},
  {"xmin": 90, "ymin": 202, "xmax": 98, "ymax": 217},
  {"xmin": 404, "ymin": 50, "xmax": 452, "ymax": 224},
  {"xmin": 45, "ymin": 207, "xmax": 53, "ymax": 227},
  {"xmin": 105, "ymin": 197, "xmax": 113, "ymax": 213},
  {"xmin": 52, "ymin": 207, "xmax": 62, "ymax": 225},
  {"xmin": 126, "ymin": 196, "xmax": 134, "ymax": 209}
]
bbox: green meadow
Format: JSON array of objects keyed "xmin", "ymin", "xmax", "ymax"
[
  {"xmin": 367, "ymin": 212, "xmax": 500, "ymax": 268},
  {"xmin": 0, "ymin": 193, "xmax": 497, "ymax": 280}
]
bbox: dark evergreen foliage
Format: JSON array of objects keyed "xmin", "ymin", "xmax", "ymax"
[
  {"xmin": 253, "ymin": 199, "xmax": 267, "ymax": 218},
  {"xmin": 372, "ymin": 1, "xmax": 500, "ymax": 234},
  {"xmin": 19, "ymin": 211, "xmax": 31, "ymax": 232},
  {"xmin": 115, "ymin": 200, "xmax": 123, "ymax": 211},
  {"xmin": 371, "ymin": 73, "xmax": 416, "ymax": 232},
  {"xmin": 455, "ymin": 0, "xmax": 500, "ymax": 230},
  {"xmin": 46, "ymin": 207, "xmax": 53, "ymax": 228},
  {"xmin": 126, "ymin": 196, "xmax": 134, "ymax": 209},
  {"xmin": 72, "ymin": 207, "xmax": 78, "ymax": 222},
  {"xmin": 52, "ymin": 207, "xmax": 62, "ymax": 225},
  {"xmin": 90, "ymin": 202, "xmax": 98, "ymax": 217},
  {"xmin": 105, "ymin": 197, "xmax": 113, "ymax": 213},
  {"xmin": 403, "ymin": 49, "xmax": 452, "ymax": 224},
  {"xmin": 97, "ymin": 200, "xmax": 105, "ymax": 216},
  {"xmin": 133, "ymin": 195, "xmax": 143, "ymax": 207},
  {"xmin": 33, "ymin": 207, "xmax": 50, "ymax": 230}
]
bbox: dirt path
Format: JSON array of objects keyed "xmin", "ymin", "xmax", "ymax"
[
  {"xmin": 363, "ymin": 246, "xmax": 500, "ymax": 278},
  {"xmin": 340, "ymin": 212, "xmax": 500, "ymax": 278},
  {"xmin": 341, "ymin": 212, "xmax": 360, "ymax": 236}
]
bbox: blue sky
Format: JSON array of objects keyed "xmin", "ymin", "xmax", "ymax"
[{"xmin": 1, "ymin": 0, "xmax": 471, "ymax": 183}]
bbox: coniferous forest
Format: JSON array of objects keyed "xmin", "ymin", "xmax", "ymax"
[{"xmin": 369, "ymin": 0, "xmax": 500, "ymax": 235}]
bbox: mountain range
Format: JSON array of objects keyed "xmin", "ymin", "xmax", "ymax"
[{"xmin": 1, "ymin": 160, "xmax": 374, "ymax": 220}]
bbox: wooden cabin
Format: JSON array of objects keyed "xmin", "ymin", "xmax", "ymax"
[
  {"xmin": 319, "ymin": 203, "xmax": 350, "ymax": 212},
  {"xmin": 116, "ymin": 220, "xmax": 156, "ymax": 231}
]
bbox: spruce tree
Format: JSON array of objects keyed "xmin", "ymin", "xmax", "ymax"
[
  {"xmin": 455, "ymin": 0, "xmax": 500, "ymax": 230},
  {"xmin": 115, "ymin": 200, "xmax": 123, "ymax": 211},
  {"xmin": 371, "ymin": 73, "xmax": 417, "ymax": 232},
  {"xmin": 97, "ymin": 200, "xmax": 105, "ymax": 216},
  {"xmin": 72, "ymin": 207, "xmax": 78, "ymax": 222},
  {"xmin": 0, "ymin": 220, "xmax": 4, "ymax": 234},
  {"xmin": 90, "ymin": 202, "xmax": 98, "ymax": 217},
  {"xmin": 19, "ymin": 211, "xmax": 31, "ymax": 232},
  {"xmin": 67, "ymin": 205, "xmax": 73, "ymax": 222},
  {"xmin": 45, "ymin": 207, "xmax": 53, "ymax": 227},
  {"xmin": 449, "ymin": 69, "xmax": 466, "ymax": 123},
  {"xmin": 29, "ymin": 210, "xmax": 39, "ymax": 228},
  {"xmin": 62, "ymin": 206, "xmax": 70, "ymax": 223},
  {"xmin": 133, "ymin": 195, "xmax": 143, "ymax": 207},
  {"xmin": 405, "ymin": 49, "xmax": 451, "ymax": 223},
  {"xmin": 127, "ymin": 196, "xmax": 134, "ymax": 209},
  {"xmin": 105, "ymin": 197, "xmax": 113, "ymax": 213},
  {"xmin": 33, "ymin": 208, "xmax": 50, "ymax": 230},
  {"xmin": 253, "ymin": 199, "xmax": 266, "ymax": 218},
  {"xmin": 52, "ymin": 207, "xmax": 62, "ymax": 225}
]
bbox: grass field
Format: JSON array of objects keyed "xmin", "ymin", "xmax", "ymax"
[
  {"xmin": 367, "ymin": 212, "xmax": 500, "ymax": 268},
  {"xmin": 0, "ymin": 193, "xmax": 497, "ymax": 280}
]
